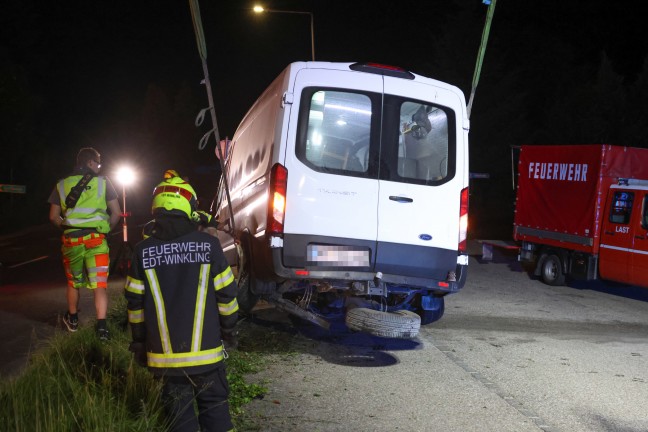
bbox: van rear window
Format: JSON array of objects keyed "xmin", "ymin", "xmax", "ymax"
[
  {"xmin": 296, "ymin": 88, "xmax": 456, "ymax": 184},
  {"xmin": 299, "ymin": 90, "xmax": 373, "ymax": 175},
  {"xmin": 394, "ymin": 101, "xmax": 450, "ymax": 182}
]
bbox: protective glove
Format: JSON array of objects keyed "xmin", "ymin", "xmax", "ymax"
[
  {"xmin": 193, "ymin": 210, "xmax": 214, "ymax": 227},
  {"xmin": 221, "ymin": 328, "xmax": 239, "ymax": 350},
  {"xmin": 128, "ymin": 341, "xmax": 148, "ymax": 367}
]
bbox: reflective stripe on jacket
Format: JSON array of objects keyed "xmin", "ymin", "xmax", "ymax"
[
  {"xmin": 125, "ymin": 231, "xmax": 239, "ymax": 376},
  {"xmin": 57, "ymin": 175, "xmax": 110, "ymax": 234}
]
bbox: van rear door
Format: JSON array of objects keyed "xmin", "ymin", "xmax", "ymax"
[
  {"xmin": 281, "ymin": 67, "xmax": 383, "ymax": 270},
  {"xmin": 374, "ymin": 77, "xmax": 465, "ymax": 280}
]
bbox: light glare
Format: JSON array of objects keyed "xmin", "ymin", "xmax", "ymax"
[{"xmin": 116, "ymin": 167, "xmax": 135, "ymax": 186}]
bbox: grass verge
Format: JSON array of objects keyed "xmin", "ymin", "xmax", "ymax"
[{"xmin": 0, "ymin": 296, "xmax": 267, "ymax": 432}]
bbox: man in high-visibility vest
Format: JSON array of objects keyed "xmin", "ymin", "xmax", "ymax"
[
  {"xmin": 48, "ymin": 147, "xmax": 121, "ymax": 340},
  {"xmin": 125, "ymin": 173, "xmax": 239, "ymax": 432}
]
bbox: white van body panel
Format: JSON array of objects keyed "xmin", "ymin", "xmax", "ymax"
[
  {"xmin": 377, "ymin": 180, "xmax": 461, "ymax": 249},
  {"xmin": 216, "ymin": 68, "xmax": 292, "ymax": 249},
  {"xmin": 282, "ymin": 168, "xmax": 379, "ymax": 241}
]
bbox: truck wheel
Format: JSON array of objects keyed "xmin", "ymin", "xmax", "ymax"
[
  {"xmin": 541, "ymin": 254, "xmax": 565, "ymax": 286},
  {"xmin": 346, "ymin": 308, "xmax": 421, "ymax": 339}
]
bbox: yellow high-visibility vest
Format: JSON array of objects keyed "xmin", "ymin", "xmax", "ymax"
[{"xmin": 57, "ymin": 175, "xmax": 110, "ymax": 234}]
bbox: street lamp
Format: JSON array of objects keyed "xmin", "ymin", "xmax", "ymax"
[
  {"xmin": 253, "ymin": 5, "xmax": 315, "ymax": 61},
  {"xmin": 111, "ymin": 166, "xmax": 136, "ymax": 276},
  {"xmin": 115, "ymin": 166, "xmax": 135, "ymax": 243}
]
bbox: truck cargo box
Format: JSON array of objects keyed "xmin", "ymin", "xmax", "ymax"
[{"xmin": 514, "ymin": 144, "xmax": 648, "ymax": 253}]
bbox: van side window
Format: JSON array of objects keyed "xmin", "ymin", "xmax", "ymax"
[
  {"xmin": 609, "ymin": 191, "xmax": 634, "ymax": 224},
  {"xmin": 298, "ymin": 90, "xmax": 373, "ymax": 174}
]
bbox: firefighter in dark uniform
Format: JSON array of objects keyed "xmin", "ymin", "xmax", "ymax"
[{"xmin": 125, "ymin": 174, "xmax": 239, "ymax": 432}]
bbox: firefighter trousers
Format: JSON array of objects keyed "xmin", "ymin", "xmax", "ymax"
[{"xmin": 160, "ymin": 364, "xmax": 233, "ymax": 432}]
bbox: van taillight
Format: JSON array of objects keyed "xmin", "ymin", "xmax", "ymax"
[
  {"xmin": 268, "ymin": 163, "xmax": 288, "ymax": 236},
  {"xmin": 459, "ymin": 187, "xmax": 469, "ymax": 252}
]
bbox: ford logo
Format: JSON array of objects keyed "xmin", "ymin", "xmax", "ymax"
[{"xmin": 419, "ymin": 234, "xmax": 432, "ymax": 241}]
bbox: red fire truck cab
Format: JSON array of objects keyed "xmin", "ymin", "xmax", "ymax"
[{"xmin": 514, "ymin": 144, "xmax": 648, "ymax": 288}]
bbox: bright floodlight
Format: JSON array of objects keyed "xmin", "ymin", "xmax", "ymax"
[
  {"xmin": 253, "ymin": 5, "xmax": 264, "ymax": 13},
  {"xmin": 116, "ymin": 166, "xmax": 135, "ymax": 186}
]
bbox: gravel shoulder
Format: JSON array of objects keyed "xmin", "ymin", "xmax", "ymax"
[
  {"xmin": 235, "ymin": 250, "xmax": 648, "ymax": 432},
  {"xmin": 235, "ymin": 307, "xmax": 541, "ymax": 432}
]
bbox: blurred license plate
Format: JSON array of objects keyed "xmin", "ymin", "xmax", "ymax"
[{"xmin": 306, "ymin": 245, "xmax": 370, "ymax": 267}]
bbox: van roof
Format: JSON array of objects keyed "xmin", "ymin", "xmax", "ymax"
[{"xmin": 284, "ymin": 61, "xmax": 465, "ymax": 96}]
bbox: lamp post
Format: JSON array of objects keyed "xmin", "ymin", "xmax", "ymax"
[
  {"xmin": 115, "ymin": 166, "xmax": 135, "ymax": 242},
  {"xmin": 111, "ymin": 166, "xmax": 135, "ymax": 276},
  {"xmin": 253, "ymin": 5, "xmax": 315, "ymax": 61}
]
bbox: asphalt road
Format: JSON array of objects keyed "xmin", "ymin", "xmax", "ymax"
[
  {"xmin": 236, "ymin": 248, "xmax": 648, "ymax": 432},
  {"xmin": 2, "ymin": 228, "xmax": 647, "ymax": 432},
  {"xmin": 0, "ymin": 224, "xmax": 131, "ymax": 378}
]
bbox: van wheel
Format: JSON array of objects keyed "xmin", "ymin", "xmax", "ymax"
[
  {"xmin": 541, "ymin": 254, "xmax": 565, "ymax": 286},
  {"xmin": 345, "ymin": 308, "xmax": 421, "ymax": 339},
  {"xmin": 236, "ymin": 243, "xmax": 259, "ymax": 313},
  {"xmin": 237, "ymin": 271, "xmax": 260, "ymax": 313}
]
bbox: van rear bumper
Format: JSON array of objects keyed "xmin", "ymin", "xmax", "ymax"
[{"xmin": 271, "ymin": 247, "xmax": 463, "ymax": 293}]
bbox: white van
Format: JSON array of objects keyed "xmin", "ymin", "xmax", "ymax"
[{"xmin": 214, "ymin": 62, "xmax": 469, "ymax": 338}]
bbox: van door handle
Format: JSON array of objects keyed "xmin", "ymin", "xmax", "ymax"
[
  {"xmin": 636, "ymin": 235, "xmax": 645, "ymax": 240},
  {"xmin": 604, "ymin": 231, "xmax": 614, "ymax": 235},
  {"xmin": 389, "ymin": 196, "xmax": 413, "ymax": 203}
]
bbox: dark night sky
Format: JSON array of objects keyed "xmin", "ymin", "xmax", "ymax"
[{"xmin": 2, "ymin": 0, "xmax": 647, "ymax": 235}]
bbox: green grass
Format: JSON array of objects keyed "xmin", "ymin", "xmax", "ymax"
[{"xmin": 0, "ymin": 297, "xmax": 267, "ymax": 432}]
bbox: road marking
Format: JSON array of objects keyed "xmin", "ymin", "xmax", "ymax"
[
  {"xmin": 430, "ymin": 341, "xmax": 556, "ymax": 432},
  {"xmin": 8, "ymin": 256, "xmax": 49, "ymax": 269}
]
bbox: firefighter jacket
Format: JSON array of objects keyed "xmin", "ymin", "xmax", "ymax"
[
  {"xmin": 125, "ymin": 230, "xmax": 239, "ymax": 376},
  {"xmin": 56, "ymin": 175, "xmax": 110, "ymax": 234}
]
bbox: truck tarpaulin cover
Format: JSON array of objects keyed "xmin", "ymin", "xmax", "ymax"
[{"xmin": 514, "ymin": 144, "xmax": 648, "ymax": 252}]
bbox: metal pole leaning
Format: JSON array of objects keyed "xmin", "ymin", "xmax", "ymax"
[
  {"xmin": 467, "ymin": 0, "xmax": 497, "ymax": 119},
  {"xmin": 189, "ymin": 0, "xmax": 237, "ymax": 234}
]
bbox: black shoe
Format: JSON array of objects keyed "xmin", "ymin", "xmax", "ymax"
[
  {"xmin": 97, "ymin": 327, "xmax": 110, "ymax": 341},
  {"xmin": 63, "ymin": 312, "xmax": 79, "ymax": 332}
]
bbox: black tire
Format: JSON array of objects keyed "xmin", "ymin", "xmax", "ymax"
[
  {"xmin": 541, "ymin": 254, "xmax": 565, "ymax": 286},
  {"xmin": 345, "ymin": 308, "xmax": 421, "ymax": 339},
  {"xmin": 417, "ymin": 296, "xmax": 445, "ymax": 325},
  {"xmin": 455, "ymin": 264, "xmax": 468, "ymax": 289},
  {"xmin": 236, "ymin": 243, "xmax": 259, "ymax": 313},
  {"xmin": 236, "ymin": 271, "xmax": 259, "ymax": 313}
]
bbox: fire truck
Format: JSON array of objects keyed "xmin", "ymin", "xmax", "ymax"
[{"xmin": 514, "ymin": 144, "xmax": 648, "ymax": 288}]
